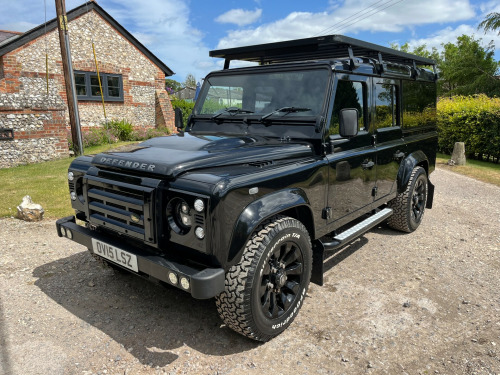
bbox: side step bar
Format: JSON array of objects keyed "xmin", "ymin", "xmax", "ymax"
[
  {"xmin": 322, "ymin": 208, "xmax": 393, "ymax": 252},
  {"xmin": 311, "ymin": 208, "xmax": 393, "ymax": 286}
]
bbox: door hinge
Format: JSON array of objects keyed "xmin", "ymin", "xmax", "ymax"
[
  {"xmin": 372, "ymin": 186, "xmax": 378, "ymax": 197},
  {"xmin": 322, "ymin": 207, "xmax": 332, "ymax": 220}
]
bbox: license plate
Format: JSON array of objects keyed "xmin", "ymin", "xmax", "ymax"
[{"xmin": 91, "ymin": 239, "xmax": 138, "ymax": 272}]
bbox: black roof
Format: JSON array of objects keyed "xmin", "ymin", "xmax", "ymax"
[
  {"xmin": 210, "ymin": 34, "xmax": 435, "ymax": 68},
  {"xmin": 0, "ymin": 2, "xmax": 174, "ymax": 76}
]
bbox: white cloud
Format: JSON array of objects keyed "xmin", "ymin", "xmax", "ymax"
[
  {"xmin": 0, "ymin": 0, "xmax": 215, "ymax": 82},
  {"xmin": 478, "ymin": 1, "xmax": 500, "ymax": 15},
  {"xmin": 98, "ymin": 0, "xmax": 215, "ymax": 82},
  {"xmin": 407, "ymin": 24, "xmax": 500, "ymax": 52},
  {"xmin": 215, "ymin": 8, "xmax": 262, "ymax": 27},
  {"xmin": 216, "ymin": 0, "xmax": 477, "ymax": 49}
]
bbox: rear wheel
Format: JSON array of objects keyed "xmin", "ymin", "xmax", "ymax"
[
  {"xmin": 387, "ymin": 166, "xmax": 428, "ymax": 232},
  {"xmin": 215, "ymin": 216, "xmax": 312, "ymax": 341}
]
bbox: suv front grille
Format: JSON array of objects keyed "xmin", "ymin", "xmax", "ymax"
[{"xmin": 84, "ymin": 175, "xmax": 156, "ymax": 243}]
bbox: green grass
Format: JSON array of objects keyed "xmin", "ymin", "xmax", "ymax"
[
  {"xmin": 0, "ymin": 142, "xmax": 137, "ymax": 219},
  {"xmin": 437, "ymin": 153, "xmax": 500, "ymax": 187}
]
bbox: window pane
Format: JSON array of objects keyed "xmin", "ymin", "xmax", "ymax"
[
  {"xmin": 90, "ymin": 75, "xmax": 102, "ymax": 87},
  {"xmin": 74, "ymin": 73, "xmax": 85, "ymax": 85},
  {"xmin": 74, "ymin": 73, "xmax": 87, "ymax": 96},
  {"xmin": 108, "ymin": 87, "xmax": 120, "ymax": 97},
  {"xmin": 329, "ymin": 80, "xmax": 365, "ymax": 135},
  {"xmin": 107, "ymin": 76, "xmax": 119, "ymax": 88},
  {"xmin": 375, "ymin": 83, "xmax": 395, "ymax": 128},
  {"xmin": 402, "ymin": 81, "xmax": 436, "ymax": 128},
  {"xmin": 90, "ymin": 74, "xmax": 103, "ymax": 97},
  {"xmin": 201, "ymin": 86, "xmax": 243, "ymax": 114},
  {"xmin": 76, "ymin": 85, "xmax": 87, "ymax": 96}
]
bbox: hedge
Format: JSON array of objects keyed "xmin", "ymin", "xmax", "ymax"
[{"xmin": 437, "ymin": 95, "xmax": 500, "ymax": 162}]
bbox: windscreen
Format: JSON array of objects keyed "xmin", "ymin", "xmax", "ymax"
[{"xmin": 194, "ymin": 69, "xmax": 330, "ymax": 118}]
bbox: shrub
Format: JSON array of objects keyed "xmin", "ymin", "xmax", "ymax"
[
  {"xmin": 106, "ymin": 119, "xmax": 134, "ymax": 141},
  {"xmin": 170, "ymin": 98, "xmax": 195, "ymax": 128},
  {"xmin": 67, "ymin": 127, "xmax": 119, "ymax": 151},
  {"xmin": 437, "ymin": 95, "xmax": 500, "ymax": 162},
  {"xmin": 130, "ymin": 126, "xmax": 171, "ymax": 141}
]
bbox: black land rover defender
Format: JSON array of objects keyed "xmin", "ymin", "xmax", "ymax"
[{"xmin": 57, "ymin": 35, "xmax": 437, "ymax": 341}]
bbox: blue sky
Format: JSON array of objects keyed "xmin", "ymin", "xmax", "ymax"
[{"xmin": 1, "ymin": 0, "xmax": 499, "ymax": 82}]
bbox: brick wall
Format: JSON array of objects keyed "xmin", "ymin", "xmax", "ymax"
[{"xmin": 0, "ymin": 10, "xmax": 174, "ymax": 168}]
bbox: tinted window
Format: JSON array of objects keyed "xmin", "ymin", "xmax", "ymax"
[
  {"xmin": 329, "ymin": 80, "xmax": 365, "ymax": 135},
  {"xmin": 375, "ymin": 83, "xmax": 398, "ymax": 128},
  {"xmin": 402, "ymin": 81, "xmax": 436, "ymax": 128}
]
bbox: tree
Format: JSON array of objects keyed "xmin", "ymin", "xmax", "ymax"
[
  {"xmin": 438, "ymin": 35, "xmax": 499, "ymax": 97},
  {"xmin": 165, "ymin": 78, "xmax": 182, "ymax": 94},
  {"xmin": 391, "ymin": 38, "xmax": 500, "ymax": 97},
  {"xmin": 390, "ymin": 42, "xmax": 440, "ymax": 62},
  {"xmin": 478, "ymin": 12, "xmax": 500, "ymax": 36},
  {"xmin": 183, "ymin": 74, "xmax": 196, "ymax": 88}
]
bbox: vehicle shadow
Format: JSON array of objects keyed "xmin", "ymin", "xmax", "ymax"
[
  {"xmin": 322, "ymin": 236, "xmax": 369, "ymax": 274},
  {"xmin": 33, "ymin": 251, "xmax": 258, "ymax": 367},
  {"xmin": 322, "ymin": 224, "xmax": 407, "ymax": 274}
]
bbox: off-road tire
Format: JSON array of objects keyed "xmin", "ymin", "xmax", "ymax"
[
  {"xmin": 387, "ymin": 166, "xmax": 428, "ymax": 232},
  {"xmin": 215, "ymin": 215, "xmax": 312, "ymax": 341}
]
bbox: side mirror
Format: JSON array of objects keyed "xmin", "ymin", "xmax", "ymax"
[
  {"xmin": 174, "ymin": 107, "xmax": 184, "ymax": 131},
  {"xmin": 339, "ymin": 108, "xmax": 359, "ymax": 138}
]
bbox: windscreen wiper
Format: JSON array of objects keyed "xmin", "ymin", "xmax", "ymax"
[
  {"xmin": 210, "ymin": 107, "xmax": 255, "ymax": 121},
  {"xmin": 260, "ymin": 107, "xmax": 312, "ymax": 122}
]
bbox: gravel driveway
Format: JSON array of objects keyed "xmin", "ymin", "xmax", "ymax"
[{"xmin": 1, "ymin": 167, "xmax": 499, "ymax": 375}]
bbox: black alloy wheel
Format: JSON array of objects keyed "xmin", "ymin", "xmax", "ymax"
[
  {"xmin": 259, "ymin": 240, "xmax": 304, "ymax": 319},
  {"xmin": 215, "ymin": 216, "xmax": 312, "ymax": 341}
]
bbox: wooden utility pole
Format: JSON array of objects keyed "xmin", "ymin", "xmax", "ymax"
[{"xmin": 55, "ymin": 0, "xmax": 83, "ymax": 155}]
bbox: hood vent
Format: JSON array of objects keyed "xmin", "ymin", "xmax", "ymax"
[{"xmin": 247, "ymin": 160, "xmax": 274, "ymax": 168}]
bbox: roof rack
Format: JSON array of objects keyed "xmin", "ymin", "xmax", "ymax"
[{"xmin": 210, "ymin": 34, "xmax": 436, "ymax": 71}]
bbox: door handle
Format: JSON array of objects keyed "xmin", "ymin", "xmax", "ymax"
[{"xmin": 361, "ymin": 160, "xmax": 375, "ymax": 170}]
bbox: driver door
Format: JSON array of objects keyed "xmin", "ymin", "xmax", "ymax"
[{"xmin": 326, "ymin": 74, "xmax": 376, "ymax": 224}]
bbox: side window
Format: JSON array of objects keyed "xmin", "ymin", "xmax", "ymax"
[
  {"xmin": 402, "ymin": 81, "xmax": 436, "ymax": 128},
  {"xmin": 375, "ymin": 83, "xmax": 398, "ymax": 128},
  {"xmin": 330, "ymin": 80, "xmax": 365, "ymax": 135}
]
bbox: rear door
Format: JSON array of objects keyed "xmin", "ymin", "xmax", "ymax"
[
  {"xmin": 326, "ymin": 74, "xmax": 376, "ymax": 223},
  {"xmin": 372, "ymin": 77, "xmax": 405, "ymax": 200}
]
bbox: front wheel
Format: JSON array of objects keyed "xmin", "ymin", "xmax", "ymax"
[
  {"xmin": 215, "ymin": 216, "xmax": 312, "ymax": 341},
  {"xmin": 387, "ymin": 166, "xmax": 428, "ymax": 232}
]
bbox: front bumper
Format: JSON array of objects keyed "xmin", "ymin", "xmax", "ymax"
[{"xmin": 56, "ymin": 216, "xmax": 225, "ymax": 299}]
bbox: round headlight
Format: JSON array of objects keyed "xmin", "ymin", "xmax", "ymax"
[
  {"xmin": 70, "ymin": 192, "xmax": 77, "ymax": 201},
  {"xmin": 195, "ymin": 226, "xmax": 205, "ymax": 239},
  {"xmin": 194, "ymin": 199, "xmax": 204, "ymax": 212},
  {"xmin": 68, "ymin": 171, "xmax": 74, "ymax": 181},
  {"xmin": 181, "ymin": 214, "xmax": 192, "ymax": 226},
  {"xmin": 167, "ymin": 198, "xmax": 192, "ymax": 234}
]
